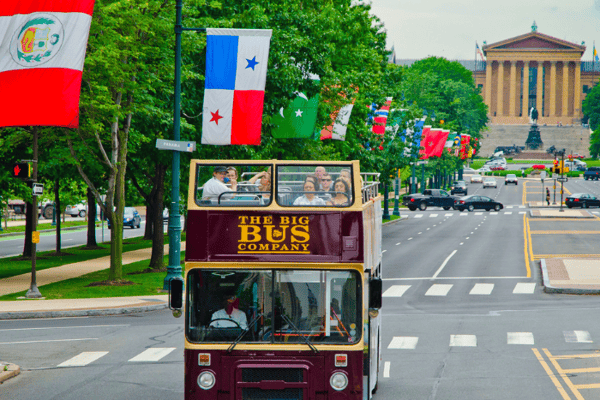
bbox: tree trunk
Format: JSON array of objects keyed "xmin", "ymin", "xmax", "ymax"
[
  {"xmin": 22, "ymin": 199, "xmax": 33, "ymax": 258},
  {"xmin": 55, "ymin": 177, "xmax": 61, "ymax": 254},
  {"xmin": 148, "ymin": 164, "xmax": 166, "ymax": 270},
  {"xmin": 86, "ymin": 187, "xmax": 98, "ymax": 248},
  {"xmin": 144, "ymin": 203, "xmax": 154, "ymax": 240}
]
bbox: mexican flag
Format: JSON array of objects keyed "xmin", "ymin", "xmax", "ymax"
[
  {"xmin": 0, "ymin": 1, "xmax": 96, "ymax": 128},
  {"xmin": 271, "ymin": 92, "xmax": 319, "ymax": 139}
]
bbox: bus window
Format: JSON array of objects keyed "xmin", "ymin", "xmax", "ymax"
[
  {"xmin": 186, "ymin": 269, "xmax": 361, "ymax": 345},
  {"xmin": 195, "ymin": 164, "xmax": 273, "ymax": 207},
  {"xmin": 276, "ymin": 165, "xmax": 354, "ymax": 207}
]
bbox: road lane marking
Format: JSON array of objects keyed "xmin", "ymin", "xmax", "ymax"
[
  {"xmin": 418, "ymin": 232, "xmax": 422, "ymax": 235},
  {"xmin": 490, "ymin": 212, "xmax": 498, "ymax": 215},
  {"xmin": 532, "ymin": 348, "xmax": 571, "ymax": 400},
  {"xmin": 425, "ymin": 284, "xmax": 453, "ymax": 296},
  {"xmin": 0, "ymin": 338, "xmax": 98, "ymax": 345},
  {"xmin": 383, "ymin": 285, "xmax": 411, "ymax": 297},
  {"xmin": 129, "ymin": 347, "xmax": 176, "ymax": 362},
  {"xmin": 523, "ymin": 215, "xmax": 531, "ymax": 278},
  {"xmin": 508, "ymin": 332, "xmax": 534, "ymax": 345},
  {"xmin": 460, "ymin": 242, "xmax": 464, "ymax": 245},
  {"xmin": 395, "ymin": 242, "xmax": 401, "ymax": 245},
  {"xmin": 431, "ymin": 250, "xmax": 457, "ymax": 279},
  {"xmin": 427, "ymin": 228, "xmax": 430, "ymax": 230},
  {"xmin": 0, "ymin": 324, "xmax": 129, "ymax": 332},
  {"xmin": 388, "ymin": 337, "xmax": 418, "ymax": 349},
  {"xmin": 445, "ymin": 213, "xmax": 453, "ymax": 217},
  {"xmin": 564, "ymin": 331, "xmax": 593, "ymax": 343},
  {"xmin": 58, "ymin": 351, "xmax": 108, "ymax": 367},
  {"xmin": 408, "ymin": 238, "xmax": 413, "ymax": 240},
  {"xmin": 513, "ymin": 282, "xmax": 536, "ymax": 293},
  {"xmin": 469, "ymin": 283, "xmax": 494, "ymax": 295},
  {"xmin": 429, "ymin": 214, "xmax": 438, "ymax": 218},
  {"xmin": 414, "ymin": 214, "xmax": 423, "ymax": 218},
  {"xmin": 475, "ymin": 212, "xmax": 483, "ymax": 215},
  {"xmin": 460, "ymin": 213, "xmax": 468, "ymax": 216},
  {"xmin": 449, "ymin": 335, "xmax": 476, "ymax": 347},
  {"xmin": 543, "ymin": 348, "xmax": 585, "ymax": 400},
  {"xmin": 505, "ymin": 212, "xmax": 513, "ymax": 215},
  {"xmin": 383, "ymin": 361, "xmax": 391, "ymax": 378},
  {"xmin": 382, "ymin": 250, "xmax": 387, "ymax": 253},
  {"xmin": 507, "ymin": 206, "xmax": 514, "ymax": 209}
]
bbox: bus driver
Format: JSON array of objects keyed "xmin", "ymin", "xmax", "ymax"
[{"xmin": 210, "ymin": 294, "xmax": 248, "ymax": 330}]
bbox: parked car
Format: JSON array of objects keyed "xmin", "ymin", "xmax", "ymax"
[
  {"xmin": 565, "ymin": 193, "xmax": 600, "ymax": 209},
  {"xmin": 505, "ymin": 174, "xmax": 518, "ymax": 185},
  {"xmin": 570, "ymin": 153, "xmax": 585, "ymax": 159},
  {"xmin": 483, "ymin": 177, "xmax": 497, "ymax": 188},
  {"xmin": 477, "ymin": 166, "xmax": 491, "ymax": 173},
  {"xmin": 450, "ymin": 181, "xmax": 468, "ymax": 195},
  {"xmin": 489, "ymin": 165, "xmax": 505, "ymax": 171},
  {"xmin": 463, "ymin": 167, "xmax": 477, "ymax": 173},
  {"xmin": 107, "ymin": 207, "xmax": 141, "ymax": 229},
  {"xmin": 454, "ymin": 195, "xmax": 504, "ymax": 212},
  {"xmin": 470, "ymin": 174, "xmax": 483, "ymax": 183}
]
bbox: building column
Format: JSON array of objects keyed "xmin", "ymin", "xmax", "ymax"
[
  {"xmin": 485, "ymin": 61, "xmax": 493, "ymax": 116},
  {"xmin": 536, "ymin": 61, "xmax": 544, "ymax": 117},
  {"xmin": 497, "ymin": 61, "xmax": 504, "ymax": 116},
  {"xmin": 509, "ymin": 61, "xmax": 517, "ymax": 117},
  {"xmin": 574, "ymin": 61, "xmax": 581, "ymax": 119},
  {"xmin": 562, "ymin": 61, "xmax": 569, "ymax": 117},
  {"xmin": 549, "ymin": 61, "xmax": 557, "ymax": 117},
  {"xmin": 522, "ymin": 61, "xmax": 530, "ymax": 119}
]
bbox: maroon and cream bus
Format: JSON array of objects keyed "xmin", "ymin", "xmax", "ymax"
[{"xmin": 170, "ymin": 160, "xmax": 383, "ymax": 400}]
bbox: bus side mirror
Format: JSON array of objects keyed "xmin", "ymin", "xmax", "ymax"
[
  {"xmin": 169, "ymin": 278, "xmax": 184, "ymax": 317},
  {"xmin": 369, "ymin": 277, "xmax": 382, "ymax": 310}
]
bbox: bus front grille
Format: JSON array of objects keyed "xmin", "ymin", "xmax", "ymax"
[
  {"xmin": 242, "ymin": 368, "xmax": 304, "ymax": 383},
  {"xmin": 242, "ymin": 388, "xmax": 303, "ymax": 400}
]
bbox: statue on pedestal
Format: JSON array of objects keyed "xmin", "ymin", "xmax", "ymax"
[{"xmin": 529, "ymin": 107, "xmax": 539, "ymax": 125}]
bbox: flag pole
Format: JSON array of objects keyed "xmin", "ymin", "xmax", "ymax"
[{"xmin": 475, "ymin": 41, "xmax": 477, "ymax": 72}]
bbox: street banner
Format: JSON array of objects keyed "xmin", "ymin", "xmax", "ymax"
[
  {"xmin": 271, "ymin": 92, "xmax": 319, "ymax": 139},
  {"xmin": 401, "ymin": 118, "xmax": 424, "ymax": 157},
  {"xmin": 0, "ymin": 0, "xmax": 96, "ymax": 128},
  {"xmin": 201, "ymin": 28, "xmax": 272, "ymax": 145},
  {"xmin": 444, "ymin": 132, "xmax": 456, "ymax": 148},
  {"xmin": 419, "ymin": 127, "xmax": 448, "ymax": 159},
  {"xmin": 369, "ymin": 97, "xmax": 392, "ymax": 135}
]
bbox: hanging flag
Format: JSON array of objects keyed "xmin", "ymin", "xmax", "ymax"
[
  {"xmin": 271, "ymin": 92, "xmax": 319, "ymax": 139},
  {"xmin": 320, "ymin": 87, "xmax": 358, "ymax": 141},
  {"xmin": 459, "ymin": 134, "xmax": 471, "ymax": 159},
  {"xmin": 445, "ymin": 132, "xmax": 456, "ymax": 148},
  {"xmin": 402, "ymin": 118, "xmax": 424, "ymax": 157},
  {"xmin": 594, "ymin": 44, "xmax": 599, "ymax": 62},
  {"xmin": 201, "ymin": 28, "xmax": 272, "ymax": 145},
  {"xmin": 476, "ymin": 42, "xmax": 485, "ymax": 61},
  {"xmin": 0, "ymin": 1, "xmax": 96, "ymax": 128},
  {"xmin": 419, "ymin": 128, "xmax": 448, "ymax": 159},
  {"xmin": 370, "ymin": 97, "xmax": 392, "ymax": 135}
]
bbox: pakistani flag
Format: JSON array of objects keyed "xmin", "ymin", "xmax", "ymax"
[{"xmin": 272, "ymin": 93, "xmax": 319, "ymax": 139}]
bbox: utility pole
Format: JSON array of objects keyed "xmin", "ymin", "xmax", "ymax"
[
  {"xmin": 393, "ymin": 168, "xmax": 400, "ymax": 216},
  {"xmin": 26, "ymin": 128, "xmax": 41, "ymax": 298}
]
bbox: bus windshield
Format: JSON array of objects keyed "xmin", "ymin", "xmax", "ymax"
[{"xmin": 186, "ymin": 269, "xmax": 361, "ymax": 345}]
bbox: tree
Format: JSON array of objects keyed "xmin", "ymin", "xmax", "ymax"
[
  {"xmin": 583, "ymin": 83, "xmax": 600, "ymax": 131},
  {"xmin": 590, "ymin": 128, "xmax": 600, "ymax": 159}
]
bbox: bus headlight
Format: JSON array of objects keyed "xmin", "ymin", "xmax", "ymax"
[
  {"xmin": 197, "ymin": 371, "xmax": 215, "ymax": 390},
  {"xmin": 330, "ymin": 372, "xmax": 348, "ymax": 391}
]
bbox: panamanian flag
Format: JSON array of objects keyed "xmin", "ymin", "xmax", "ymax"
[
  {"xmin": 0, "ymin": 0, "xmax": 95, "ymax": 128},
  {"xmin": 201, "ymin": 28, "xmax": 272, "ymax": 146}
]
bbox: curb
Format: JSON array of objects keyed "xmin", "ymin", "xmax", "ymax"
[
  {"xmin": 541, "ymin": 259, "xmax": 600, "ymax": 294},
  {"xmin": 0, "ymin": 302, "xmax": 168, "ymax": 320},
  {"xmin": 0, "ymin": 362, "xmax": 20, "ymax": 384},
  {"xmin": 382, "ymin": 216, "xmax": 408, "ymax": 226},
  {"xmin": 528, "ymin": 210, "xmax": 595, "ymax": 219},
  {"xmin": 0, "ymin": 224, "xmax": 91, "ymax": 239}
]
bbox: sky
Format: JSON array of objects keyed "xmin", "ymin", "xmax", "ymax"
[{"xmin": 370, "ymin": 0, "xmax": 600, "ymax": 62}]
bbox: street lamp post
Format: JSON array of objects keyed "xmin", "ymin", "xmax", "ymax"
[{"xmin": 393, "ymin": 169, "xmax": 400, "ymax": 216}]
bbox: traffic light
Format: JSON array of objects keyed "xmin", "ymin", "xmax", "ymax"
[
  {"xmin": 552, "ymin": 159, "xmax": 559, "ymax": 173},
  {"xmin": 10, "ymin": 162, "xmax": 30, "ymax": 178}
]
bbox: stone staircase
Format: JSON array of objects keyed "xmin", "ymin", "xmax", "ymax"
[{"xmin": 480, "ymin": 124, "xmax": 591, "ymax": 157}]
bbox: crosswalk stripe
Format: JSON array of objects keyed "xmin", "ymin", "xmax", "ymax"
[
  {"xmin": 58, "ymin": 351, "xmax": 109, "ymax": 367},
  {"xmin": 383, "ymin": 285, "xmax": 411, "ymax": 297},
  {"xmin": 445, "ymin": 213, "xmax": 453, "ymax": 217},
  {"xmin": 469, "ymin": 283, "xmax": 494, "ymax": 295},
  {"xmin": 505, "ymin": 212, "xmax": 513, "ymax": 215},
  {"xmin": 519, "ymin": 211, "xmax": 526, "ymax": 214},
  {"xmin": 519, "ymin": 206, "xmax": 526, "ymax": 208},
  {"xmin": 414, "ymin": 214, "xmax": 423, "ymax": 218},
  {"xmin": 429, "ymin": 214, "xmax": 438, "ymax": 218},
  {"xmin": 490, "ymin": 212, "xmax": 498, "ymax": 215},
  {"xmin": 506, "ymin": 206, "xmax": 514, "ymax": 209},
  {"xmin": 460, "ymin": 213, "xmax": 468, "ymax": 216},
  {"xmin": 425, "ymin": 284, "xmax": 453, "ymax": 296},
  {"xmin": 128, "ymin": 347, "xmax": 176, "ymax": 362},
  {"xmin": 513, "ymin": 282, "xmax": 536, "ymax": 294},
  {"xmin": 450, "ymin": 335, "xmax": 476, "ymax": 347},
  {"xmin": 564, "ymin": 331, "xmax": 593, "ymax": 343},
  {"xmin": 507, "ymin": 332, "xmax": 534, "ymax": 345},
  {"xmin": 388, "ymin": 336, "xmax": 418, "ymax": 349},
  {"xmin": 475, "ymin": 212, "xmax": 483, "ymax": 215}
]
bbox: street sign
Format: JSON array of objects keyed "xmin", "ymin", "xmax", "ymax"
[
  {"xmin": 32, "ymin": 231, "xmax": 40, "ymax": 244},
  {"xmin": 156, "ymin": 139, "xmax": 196, "ymax": 152},
  {"xmin": 557, "ymin": 177, "xmax": 568, "ymax": 183},
  {"xmin": 416, "ymin": 160, "xmax": 428, "ymax": 165},
  {"xmin": 540, "ymin": 171, "xmax": 547, "ymax": 180},
  {"xmin": 32, "ymin": 183, "xmax": 44, "ymax": 195}
]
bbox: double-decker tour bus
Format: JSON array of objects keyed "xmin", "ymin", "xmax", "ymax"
[{"xmin": 169, "ymin": 160, "xmax": 383, "ymax": 400}]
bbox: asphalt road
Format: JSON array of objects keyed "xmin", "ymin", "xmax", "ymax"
[{"xmin": 3, "ymin": 178, "xmax": 600, "ymax": 399}]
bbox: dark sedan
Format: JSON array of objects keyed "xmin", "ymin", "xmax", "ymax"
[
  {"xmin": 450, "ymin": 181, "xmax": 468, "ymax": 195},
  {"xmin": 565, "ymin": 193, "xmax": 600, "ymax": 209},
  {"xmin": 453, "ymin": 195, "xmax": 504, "ymax": 212},
  {"xmin": 107, "ymin": 207, "xmax": 142, "ymax": 229}
]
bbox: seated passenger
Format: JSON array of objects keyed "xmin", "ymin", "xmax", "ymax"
[
  {"xmin": 226, "ymin": 167, "xmax": 238, "ymax": 188},
  {"xmin": 202, "ymin": 166, "xmax": 237, "ymax": 201},
  {"xmin": 294, "ymin": 179, "xmax": 327, "ymax": 206},
  {"xmin": 339, "ymin": 169, "xmax": 351, "ymax": 183},
  {"xmin": 210, "ymin": 295, "xmax": 248, "ymax": 329},
  {"xmin": 247, "ymin": 170, "xmax": 271, "ymax": 201},
  {"xmin": 327, "ymin": 178, "xmax": 351, "ymax": 206}
]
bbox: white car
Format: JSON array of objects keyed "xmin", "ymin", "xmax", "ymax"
[
  {"xmin": 483, "ymin": 177, "xmax": 497, "ymax": 188},
  {"xmin": 65, "ymin": 202, "xmax": 88, "ymax": 218},
  {"xmin": 478, "ymin": 166, "xmax": 491, "ymax": 173},
  {"xmin": 505, "ymin": 174, "xmax": 518, "ymax": 185},
  {"xmin": 470, "ymin": 174, "xmax": 483, "ymax": 183}
]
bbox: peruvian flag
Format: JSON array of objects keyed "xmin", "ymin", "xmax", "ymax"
[
  {"xmin": 0, "ymin": 1, "xmax": 95, "ymax": 128},
  {"xmin": 419, "ymin": 127, "xmax": 448, "ymax": 159},
  {"xmin": 201, "ymin": 28, "xmax": 272, "ymax": 145}
]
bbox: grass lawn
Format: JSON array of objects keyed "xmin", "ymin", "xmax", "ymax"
[
  {"xmin": 0, "ymin": 232, "xmax": 185, "ymax": 281},
  {"xmin": 0, "ymin": 252, "xmax": 185, "ymax": 301},
  {"xmin": 382, "ymin": 215, "xmax": 401, "ymax": 223},
  {"xmin": 1, "ymin": 220, "xmax": 94, "ymax": 235}
]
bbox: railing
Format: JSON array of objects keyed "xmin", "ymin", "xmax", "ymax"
[{"xmin": 361, "ymin": 172, "xmax": 380, "ymax": 202}]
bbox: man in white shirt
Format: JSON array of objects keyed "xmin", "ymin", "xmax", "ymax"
[
  {"xmin": 210, "ymin": 295, "xmax": 248, "ymax": 329},
  {"xmin": 202, "ymin": 166, "xmax": 238, "ymax": 202}
]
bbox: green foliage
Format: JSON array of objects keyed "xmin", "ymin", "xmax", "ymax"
[
  {"xmin": 590, "ymin": 128, "xmax": 600, "ymax": 159},
  {"xmin": 583, "ymin": 84, "xmax": 600, "ymax": 130}
]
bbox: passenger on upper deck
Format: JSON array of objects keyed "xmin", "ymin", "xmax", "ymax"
[
  {"xmin": 320, "ymin": 173, "xmax": 334, "ymax": 193},
  {"xmin": 339, "ymin": 169, "xmax": 351, "ymax": 183},
  {"xmin": 327, "ymin": 178, "xmax": 351, "ymax": 206},
  {"xmin": 210, "ymin": 294, "xmax": 248, "ymax": 329},
  {"xmin": 226, "ymin": 167, "xmax": 238, "ymax": 188},
  {"xmin": 315, "ymin": 166, "xmax": 327, "ymax": 189},
  {"xmin": 293, "ymin": 178, "xmax": 327, "ymax": 206},
  {"xmin": 202, "ymin": 166, "xmax": 237, "ymax": 201},
  {"xmin": 246, "ymin": 170, "xmax": 272, "ymax": 203}
]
